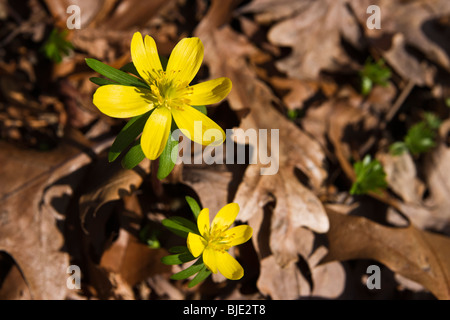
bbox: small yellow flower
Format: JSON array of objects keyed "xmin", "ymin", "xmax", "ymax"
[
  {"xmin": 93, "ymin": 32, "xmax": 232, "ymax": 160},
  {"xmin": 187, "ymin": 203, "xmax": 253, "ymax": 280}
]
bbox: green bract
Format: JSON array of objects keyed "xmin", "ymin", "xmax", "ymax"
[
  {"xmin": 350, "ymin": 155, "xmax": 388, "ymax": 195},
  {"xmin": 42, "ymin": 28, "xmax": 73, "ymax": 63},
  {"xmin": 160, "ymin": 197, "xmax": 212, "ymax": 288},
  {"xmin": 86, "ymin": 58, "xmax": 201, "ymax": 179},
  {"xmin": 389, "ymin": 113, "xmax": 441, "ymax": 156},
  {"xmin": 359, "ymin": 58, "xmax": 391, "ymax": 96}
]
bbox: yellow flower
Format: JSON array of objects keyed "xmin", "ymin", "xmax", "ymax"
[
  {"xmin": 187, "ymin": 203, "xmax": 253, "ymax": 280},
  {"xmin": 93, "ymin": 32, "xmax": 232, "ymax": 160}
]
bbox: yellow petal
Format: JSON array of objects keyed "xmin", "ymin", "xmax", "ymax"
[
  {"xmin": 187, "ymin": 233, "xmax": 206, "ymax": 258},
  {"xmin": 203, "ymin": 247, "xmax": 218, "ymax": 274},
  {"xmin": 93, "ymin": 85, "xmax": 154, "ymax": 118},
  {"xmin": 187, "ymin": 77, "xmax": 232, "ymax": 106},
  {"xmin": 166, "ymin": 37, "xmax": 203, "ymax": 85},
  {"xmin": 211, "ymin": 203, "xmax": 239, "ymax": 230},
  {"xmin": 216, "ymin": 250, "xmax": 244, "ymax": 280},
  {"xmin": 197, "ymin": 208, "xmax": 210, "ymax": 238},
  {"xmin": 131, "ymin": 32, "xmax": 163, "ymax": 84},
  {"xmin": 224, "ymin": 225, "xmax": 253, "ymax": 247},
  {"xmin": 140, "ymin": 107, "xmax": 172, "ymax": 160},
  {"xmin": 171, "ymin": 106, "xmax": 225, "ymax": 146}
]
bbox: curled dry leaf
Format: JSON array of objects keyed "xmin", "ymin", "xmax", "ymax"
[
  {"xmin": 379, "ymin": 151, "xmax": 425, "ymax": 205},
  {"xmin": 181, "ymin": 166, "xmax": 233, "ymax": 218},
  {"xmin": 323, "ymin": 208, "xmax": 450, "ymax": 300},
  {"xmin": 266, "ymin": 0, "xmax": 362, "ymax": 80},
  {"xmin": 352, "ymin": 0, "xmax": 450, "ymax": 86},
  {"xmin": 0, "ymin": 140, "xmax": 100, "ymax": 299},
  {"xmin": 79, "ymin": 157, "xmax": 149, "ymax": 227}
]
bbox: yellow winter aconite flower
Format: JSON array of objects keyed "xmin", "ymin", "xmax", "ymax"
[
  {"xmin": 93, "ymin": 32, "xmax": 232, "ymax": 160},
  {"xmin": 187, "ymin": 203, "xmax": 253, "ymax": 280}
]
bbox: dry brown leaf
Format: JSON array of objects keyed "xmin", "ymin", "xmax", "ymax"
[
  {"xmin": 422, "ymin": 119, "xmax": 450, "ymax": 232},
  {"xmin": 79, "ymin": 158, "xmax": 149, "ymax": 226},
  {"xmin": 350, "ymin": 0, "xmax": 450, "ymax": 85},
  {"xmin": 237, "ymin": 0, "xmax": 315, "ymax": 25},
  {"xmin": 379, "ymin": 151, "xmax": 425, "ymax": 205},
  {"xmin": 0, "ymin": 141, "xmax": 97, "ymax": 299},
  {"xmin": 266, "ymin": 0, "xmax": 362, "ymax": 80},
  {"xmin": 269, "ymin": 77, "xmax": 319, "ymax": 110},
  {"xmin": 100, "ymin": 227, "xmax": 170, "ymax": 287},
  {"xmin": 323, "ymin": 209, "xmax": 450, "ymax": 300},
  {"xmin": 257, "ymin": 255, "xmax": 307, "ymax": 299},
  {"xmin": 181, "ymin": 166, "xmax": 233, "ymax": 217}
]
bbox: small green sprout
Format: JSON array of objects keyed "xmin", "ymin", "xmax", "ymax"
[
  {"xmin": 359, "ymin": 58, "xmax": 392, "ymax": 96},
  {"xmin": 389, "ymin": 113, "xmax": 441, "ymax": 156},
  {"xmin": 139, "ymin": 225, "xmax": 161, "ymax": 249},
  {"xmin": 287, "ymin": 109, "xmax": 299, "ymax": 120},
  {"xmin": 41, "ymin": 28, "xmax": 73, "ymax": 63},
  {"xmin": 350, "ymin": 155, "xmax": 388, "ymax": 195}
]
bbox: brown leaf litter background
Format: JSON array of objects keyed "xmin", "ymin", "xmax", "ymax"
[{"xmin": 0, "ymin": 0, "xmax": 449, "ymax": 300}]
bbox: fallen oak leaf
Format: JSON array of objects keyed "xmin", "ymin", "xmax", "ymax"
[
  {"xmin": 323, "ymin": 208, "xmax": 450, "ymax": 300},
  {"xmin": 79, "ymin": 156, "xmax": 150, "ymax": 228},
  {"xmin": 0, "ymin": 140, "xmax": 105, "ymax": 299}
]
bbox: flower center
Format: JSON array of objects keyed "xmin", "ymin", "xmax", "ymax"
[
  {"xmin": 205, "ymin": 225, "xmax": 234, "ymax": 252},
  {"xmin": 149, "ymin": 70, "xmax": 192, "ymax": 110}
]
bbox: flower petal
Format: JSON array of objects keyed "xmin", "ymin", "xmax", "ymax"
[
  {"xmin": 211, "ymin": 203, "xmax": 239, "ymax": 230},
  {"xmin": 93, "ymin": 85, "xmax": 154, "ymax": 118},
  {"xmin": 171, "ymin": 106, "xmax": 225, "ymax": 146},
  {"xmin": 224, "ymin": 225, "xmax": 253, "ymax": 247},
  {"xmin": 216, "ymin": 251, "xmax": 244, "ymax": 280},
  {"xmin": 187, "ymin": 232, "xmax": 206, "ymax": 258},
  {"xmin": 197, "ymin": 208, "xmax": 210, "ymax": 238},
  {"xmin": 131, "ymin": 32, "xmax": 163, "ymax": 84},
  {"xmin": 166, "ymin": 37, "xmax": 203, "ymax": 85},
  {"xmin": 140, "ymin": 107, "xmax": 172, "ymax": 160},
  {"xmin": 187, "ymin": 77, "xmax": 232, "ymax": 106},
  {"xmin": 203, "ymin": 247, "xmax": 218, "ymax": 274}
]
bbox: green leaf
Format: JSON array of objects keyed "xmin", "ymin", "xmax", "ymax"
[
  {"xmin": 89, "ymin": 77, "xmax": 117, "ymax": 86},
  {"xmin": 120, "ymin": 62, "xmax": 141, "ymax": 78},
  {"xmin": 162, "ymin": 216, "xmax": 198, "ymax": 238},
  {"xmin": 350, "ymin": 155, "xmax": 387, "ymax": 195},
  {"xmin": 157, "ymin": 125, "xmax": 179, "ymax": 180},
  {"xmin": 41, "ymin": 28, "xmax": 73, "ymax": 63},
  {"xmin": 389, "ymin": 141, "xmax": 408, "ymax": 156},
  {"xmin": 192, "ymin": 105, "xmax": 207, "ymax": 115},
  {"xmin": 188, "ymin": 265, "xmax": 211, "ymax": 288},
  {"xmin": 169, "ymin": 246, "xmax": 190, "ymax": 254},
  {"xmin": 121, "ymin": 139, "xmax": 146, "ymax": 169},
  {"xmin": 161, "ymin": 252, "xmax": 196, "ymax": 265},
  {"xmin": 404, "ymin": 122, "xmax": 436, "ymax": 155},
  {"xmin": 171, "ymin": 258, "xmax": 205, "ymax": 280},
  {"xmin": 109, "ymin": 112, "xmax": 151, "ymax": 162},
  {"xmin": 138, "ymin": 225, "xmax": 161, "ymax": 249},
  {"xmin": 359, "ymin": 58, "xmax": 391, "ymax": 96},
  {"xmin": 361, "ymin": 76, "xmax": 373, "ymax": 96},
  {"xmin": 185, "ymin": 196, "xmax": 201, "ymax": 220},
  {"xmin": 423, "ymin": 112, "xmax": 442, "ymax": 131},
  {"xmin": 85, "ymin": 58, "xmax": 148, "ymax": 88}
]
